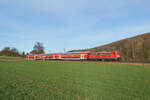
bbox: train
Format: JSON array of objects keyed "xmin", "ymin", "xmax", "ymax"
[{"xmin": 26, "ymin": 51, "xmax": 120, "ymax": 61}]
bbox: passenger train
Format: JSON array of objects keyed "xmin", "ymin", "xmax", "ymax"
[{"xmin": 26, "ymin": 51, "xmax": 120, "ymax": 61}]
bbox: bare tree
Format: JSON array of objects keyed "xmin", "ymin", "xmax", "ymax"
[
  {"xmin": 33, "ymin": 42, "xmax": 45, "ymax": 54},
  {"xmin": 131, "ymin": 40, "xmax": 135, "ymax": 61}
]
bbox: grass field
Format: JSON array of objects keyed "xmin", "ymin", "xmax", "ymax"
[
  {"xmin": 0, "ymin": 56, "xmax": 25, "ymax": 62},
  {"xmin": 0, "ymin": 57, "xmax": 150, "ymax": 100}
]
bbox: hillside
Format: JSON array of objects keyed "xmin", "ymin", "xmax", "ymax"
[{"xmin": 72, "ymin": 32, "xmax": 150, "ymax": 62}]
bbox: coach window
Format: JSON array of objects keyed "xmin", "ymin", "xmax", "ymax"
[{"xmin": 92, "ymin": 53, "xmax": 96, "ymax": 55}]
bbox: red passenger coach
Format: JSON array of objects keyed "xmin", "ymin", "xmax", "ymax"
[
  {"xmin": 44, "ymin": 54, "xmax": 53, "ymax": 60},
  {"xmin": 26, "ymin": 54, "xmax": 46, "ymax": 60},
  {"xmin": 61, "ymin": 52, "xmax": 89, "ymax": 60},
  {"xmin": 26, "ymin": 54, "xmax": 35, "ymax": 60},
  {"xmin": 35, "ymin": 54, "xmax": 44, "ymax": 60},
  {"xmin": 51, "ymin": 53, "xmax": 62, "ymax": 60}
]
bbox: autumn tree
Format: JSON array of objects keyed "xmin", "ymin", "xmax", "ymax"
[{"xmin": 30, "ymin": 50, "xmax": 37, "ymax": 54}]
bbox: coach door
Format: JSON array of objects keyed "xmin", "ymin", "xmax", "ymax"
[
  {"xmin": 58, "ymin": 55, "xmax": 61, "ymax": 59},
  {"xmin": 53, "ymin": 55, "xmax": 55, "ymax": 59},
  {"xmin": 80, "ymin": 54, "xmax": 84, "ymax": 60}
]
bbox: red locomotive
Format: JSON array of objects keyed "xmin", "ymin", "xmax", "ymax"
[
  {"xmin": 26, "ymin": 51, "xmax": 120, "ymax": 61},
  {"xmin": 88, "ymin": 51, "xmax": 120, "ymax": 61}
]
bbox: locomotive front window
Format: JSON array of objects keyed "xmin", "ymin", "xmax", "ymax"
[{"xmin": 117, "ymin": 52, "xmax": 120, "ymax": 55}]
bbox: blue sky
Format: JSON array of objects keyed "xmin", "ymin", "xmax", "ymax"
[{"xmin": 0, "ymin": 0, "xmax": 150, "ymax": 53}]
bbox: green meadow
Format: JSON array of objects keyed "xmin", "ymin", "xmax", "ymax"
[{"xmin": 0, "ymin": 58, "xmax": 150, "ymax": 100}]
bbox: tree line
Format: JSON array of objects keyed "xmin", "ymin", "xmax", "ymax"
[
  {"xmin": 0, "ymin": 42, "xmax": 45, "ymax": 57},
  {"xmin": 117, "ymin": 37, "xmax": 150, "ymax": 62},
  {"xmin": 0, "ymin": 47, "xmax": 25, "ymax": 57}
]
